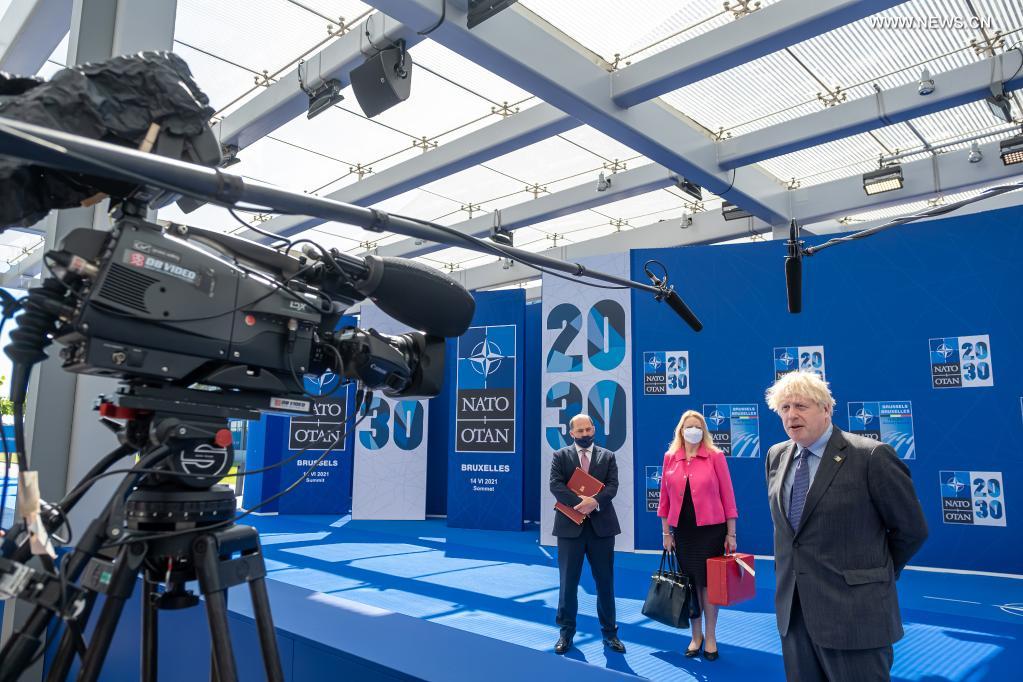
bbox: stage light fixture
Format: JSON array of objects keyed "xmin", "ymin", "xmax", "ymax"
[
  {"xmin": 721, "ymin": 201, "xmax": 752, "ymax": 221},
  {"xmin": 306, "ymin": 79, "xmax": 344, "ymax": 119},
  {"xmin": 862, "ymin": 165, "xmax": 904, "ymax": 195},
  {"xmin": 597, "ymin": 171, "xmax": 612, "ymax": 192},
  {"xmin": 674, "ymin": 177, "xmax": 703, "ymax": 202},
  {"xmin": 985, "ymin": 83, "xmax": 1013, "ymax": 123},
  {"xmin": 968, "ymin": 142, "xmax": 983, "ymax": 163},
  {"xmin": 1000, "ymin": 133, "xmax": 1023, "ymax": 165}
]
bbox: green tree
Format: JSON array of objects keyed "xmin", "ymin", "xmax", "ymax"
[{"xmin": 0, "ymin": 375, "xmax": 12, "ymax": 416}]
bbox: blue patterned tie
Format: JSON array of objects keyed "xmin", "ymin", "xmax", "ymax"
[{"xmin": 788, "ymin": 449, "xmax": 811, "ymax": 531}]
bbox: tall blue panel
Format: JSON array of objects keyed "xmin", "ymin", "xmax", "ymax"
[
  {"xmin": 447, "ymin": 290, "xmax": 526, "ymax": 530},
  {"xmin": 631, "ymin": 206, "xmax": 1023, "ymax": 572},
  {"xmin": 523, "ymin": 300, "xmax": 542, "ymax": 524}
]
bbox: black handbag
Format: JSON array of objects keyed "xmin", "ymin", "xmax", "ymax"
[{"xmin": 641, "ymin": 550, "xmax": 700, "ymax": 628}]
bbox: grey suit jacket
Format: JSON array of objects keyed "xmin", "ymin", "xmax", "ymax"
[{"xmin": 765, "ymin": 427, "xmax": 928, "ymax": 650}]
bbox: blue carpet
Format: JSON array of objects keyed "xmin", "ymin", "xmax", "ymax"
[{"xmin": 247, "ymin": 515, "xmax": 1023, "ymax": 682}]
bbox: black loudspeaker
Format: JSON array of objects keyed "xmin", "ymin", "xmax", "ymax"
[{"xmin": 350, "ymin": 47, "xmax": 412, "ymax": 118}]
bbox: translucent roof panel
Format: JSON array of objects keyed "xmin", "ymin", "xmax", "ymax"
[{"xmin": 521, "ymin": 0, "xmax": 781, "ymax": 67}]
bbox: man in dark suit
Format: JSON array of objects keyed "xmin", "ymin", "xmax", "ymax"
[
  {"xmin": 550, "ymin": 413, "xmax": 624, "ymax": 655},
  {"xmin": 764, "ymin": 372, "xmax": 928, "ymax": 681}
]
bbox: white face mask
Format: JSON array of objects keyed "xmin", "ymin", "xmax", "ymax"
[{"xmin": 683, "ymin": 427, "xmax": 703, "ymax": 445}]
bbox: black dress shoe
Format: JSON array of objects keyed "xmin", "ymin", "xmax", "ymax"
[
  {"xmin": 684, "ymin": 639, "xmax": 703, "ymax": 658},
  {"xmin": 704, "ymin": 648, "xmax": 719, "ymax": 661},
  {"xmin": 603, "ymin": 637, "xmax": 626, "ymax": 653},
  {"xmin": 554, "ymin": 636, "xmax": 572, "ymax": 655}
]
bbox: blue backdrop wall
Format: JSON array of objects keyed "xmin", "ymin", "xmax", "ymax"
[{"xmin": 629, "ymin": 205, "xmax": 1022, "ymax": 572}]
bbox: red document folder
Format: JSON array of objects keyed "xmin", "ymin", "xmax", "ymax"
[{"xmin": 554, "ymin": 467, "xmax": 605, "ymax": 525}]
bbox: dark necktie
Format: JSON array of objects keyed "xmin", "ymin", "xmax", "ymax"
[{"xmin": 788, "ymin": 448, "xmax": 811, "ymax": 531}]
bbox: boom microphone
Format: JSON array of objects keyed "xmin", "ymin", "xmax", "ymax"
[
  {"xmin": 354, "ymin": 256, "xmax": 475, "ymax": 337},
  {"xmin": 664, "ymin": 289, "xmax": 704, "ymax": 332},
  {"xmin": 785, "ymin": 219, "xmax": 803, "ymax": 314},
  {"xmin": 642, "ymin": 259, "xmax": 703, "ymax": 332}
]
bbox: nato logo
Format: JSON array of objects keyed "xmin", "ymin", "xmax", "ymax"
[
  {"xmin": 458, "ymin": 326, "xmax": 515, "ymax": 391},
  {"xmin": 708, "ymin": 409, "xmax": 727, "ymax": 427},
  {"xmin": 930, "ymin": 338, "xmax": 959, "ymax": 364},
  {"xmin": 939, "ymin": 470, "xmax": 974, "ymax": 524},
  {"xmin": 941, "ymin": 471, "xmax": 970, "ymax": 499},
  {"xmin": 303, "ymin": 371, "xmax": 340, "ymax": 396},
  {"xmin": 643, "ymin": 351, "xmax": 667, "ymax": 395},
  {"xmin": 854, "ymin": 406, "xmax": 874, "ymax": 427},
  {"xmin": 645, "ymin": 466, "xmax": 663, "ymax": 512},
  {"xmin": 457, "ymin": 325, "xmax": 517, "ymax": 453},
  {"xmin": 775, "ymin": 347, "xmax": 797, "ymax": 371}
]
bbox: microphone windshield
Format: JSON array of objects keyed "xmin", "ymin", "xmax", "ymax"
[
  {"xmin": 355, "ymin": 256, "xmax": 475, "ymax": 337},
  {"xmin": 785, "ymin": 255, "xmax": 802, "ymax": 314}
]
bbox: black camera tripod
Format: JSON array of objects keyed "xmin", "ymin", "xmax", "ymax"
[{"xmin": 0, "ymin": 386, "xmax": 285, "ymax": 682}]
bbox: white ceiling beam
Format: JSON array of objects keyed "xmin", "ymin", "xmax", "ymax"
[
  {"xmin": 375, "ymin": 162, "xmax": 680, "ymax": 259},
  {"xmin": 451, "ymin": 211, "xmax": 769, "ymax": 292},
  {"xmin": 0, "ymin": 0, "xmax": 72, "ymax": 74},
  {"xmin": 790, "ymin": 138, "xmax": 1023, "ymax": 223},
  {"xmin": 240, "ymin": 102, "xmax": 575, "ymax": 242},
  {"xmin": 213, "ymin": 12, "xmax": 437, "ymax": 151},
  {"xmin": 720, "ymin": 51, "xmax": 1023, "ymax": 169},
  {"xmin": 366, "ymin": 0, "xmax": 789, "ymax": 224},
  {"xmin": 611, "ymin": 0, "xmax": 907, "ymax": 108}
]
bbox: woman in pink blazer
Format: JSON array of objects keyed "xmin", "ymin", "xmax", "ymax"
[{"xmin": 657, "ymin": 409, "xmax": 738, "ymax": 661}]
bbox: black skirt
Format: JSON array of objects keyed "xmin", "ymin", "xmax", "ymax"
[{"xmin": 672, "ymin": 480, "xmax": 727, "ymax": 587}]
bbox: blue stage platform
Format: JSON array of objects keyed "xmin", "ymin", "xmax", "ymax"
[{"xmin": 80, "ymin": 515, "xmax": 1023, "ymax": 680}]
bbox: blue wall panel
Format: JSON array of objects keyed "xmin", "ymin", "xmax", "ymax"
[{"xmin": 630, "ymin": 206, "xmax": 1023, "ymax": 572}]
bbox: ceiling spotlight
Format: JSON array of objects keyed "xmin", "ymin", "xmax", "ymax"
[
  {"xmin": 491, "ymin": 224, "xmax": 513, "ymax": 247},
  {"xmin": 968, "ymin": 141, "xmax": 983, "ymax": 163},
  {"xmin": 306, "ymin": 79, "xmax": 344, "ymax": 119},
  {"xmin": 917, "ymin": 68, "xmax": 935, "ymax": 95},
  {"xmin": 721, "ymin": 201, "xmax": 753, "ymax": 221},
  {"xmin": 596, "ymin": 171, "xmax": 612, "ymax": 192},
  {"xmin": 673, "ymin": 176, "xmax": 703, "ymax": 202},
  {"xmin": 862, "ymin": 164, "xmax": 904, "ymax": 195},
  {"xmin": 679, "ymin": 212, "xmax": 693, "ymax": 229},
  {"xmin": 985, "ymin": 82, "xmax": 1013, "ymax": 123},
  {"xmin": 999, "ymin": 133, "xmax": 1023, "ymax": 165}
]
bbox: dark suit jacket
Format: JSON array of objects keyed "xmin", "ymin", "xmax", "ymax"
[
  {"xmin": 550, "ymin": 445, "xmax": 621, "ymax": 538},
  {"xmin": 765, "ymin": 427, "xmax": 928, "ymax": 650}
]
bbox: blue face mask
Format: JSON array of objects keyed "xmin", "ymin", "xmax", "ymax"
[{"xmin": 574, "ymin": 435, "xmax": 594, "ymax": 449}]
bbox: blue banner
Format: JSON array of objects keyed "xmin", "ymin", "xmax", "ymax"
[
  {"xmin": 630, "ymin": 205, "xmax": 1023, "ymax": 571},
  {"xmin": 447, "ymin": 290, "xmax": 525, "ymax": 531}
]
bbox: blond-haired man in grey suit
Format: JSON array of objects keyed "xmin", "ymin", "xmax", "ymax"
[{"xmin": 765, "ymin": 372, "xmax": 928, "ymax": 681}]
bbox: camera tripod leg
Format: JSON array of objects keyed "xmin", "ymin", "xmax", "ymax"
[
  {"xmin": 141, "ymin": 577, "xmax": 159, "ymax": 682},
  {"xmin": 76, "ymin": 542, "xmax": 146, "ymax": 682},
  {"xmin": 248, "ymin": 575, "xmax": 284, "ymax": 682},
  {"xmin": 194, "ymin": 535, "xmax": 239, "ymax": 682}
]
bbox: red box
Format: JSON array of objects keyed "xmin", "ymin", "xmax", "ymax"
[{"xmin": 706, "ymin": 553, "xmax": 756, "ymax": 606}]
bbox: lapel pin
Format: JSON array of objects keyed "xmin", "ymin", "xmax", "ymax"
[{"xmin": 834, "ymin": 455, "xmax": 843, "ymax": 463}]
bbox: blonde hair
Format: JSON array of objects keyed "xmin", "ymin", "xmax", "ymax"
[
  {"xmin": 765, "ymin": 371, "xmax": 836, "ymax": 413},
  {"xmin": 667, "ymin": 409, "xmax": 720, "ymax": 454}
]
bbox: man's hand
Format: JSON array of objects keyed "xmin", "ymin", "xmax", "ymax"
[{"xmin": 574, "ymin": 496, "xmax": 598, "ymax": 515}]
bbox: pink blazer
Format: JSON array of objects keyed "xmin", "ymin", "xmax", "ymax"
[{"xmin": 657, "ymin": 445, "xmax": 738, "ymax": 527}]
